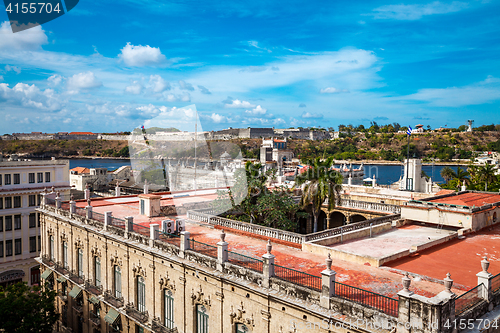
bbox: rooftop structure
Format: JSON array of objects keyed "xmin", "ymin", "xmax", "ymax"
[{"xmin": 36, "ymin": 189, "xmax": 500, "ymax": 333}]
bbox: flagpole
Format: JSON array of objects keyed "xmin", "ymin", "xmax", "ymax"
[{"xmin": 406, "ymin": 127, "xmax": 410, "ymax": 190}]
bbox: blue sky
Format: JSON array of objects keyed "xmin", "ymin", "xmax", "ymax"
[{"xmin": 0, "ymin": 0, "xmax": 499, "ymax": 134}]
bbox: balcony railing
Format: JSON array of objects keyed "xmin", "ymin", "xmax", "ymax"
[
  {"xmin": 152, "ymin": 318, "xmax": 178, "ymax": 333},
  {"xmin": 85, "ymin": 278, "xmax": 103, "ymax": 295},
  {"xmin": 54, "ymin": 262, "xmax": 69, "ymax": 276},
  {"xmin": 90, "ymin": 311, "xmax": 101, "ymax": 327},
  {"xmin": 68, "ymin": 270, "xmax": 84, "ymax": 285},
  {"xmin": 57, "ymin": 291, "xmax": 68, "ymax": 303},
  {"xmin": 72, "ymin": 304, "xmax": 83, "ymax": 314},
  {"xmin": 125, "ymin": 303, "xmax": 148, "ymax": 323},
  {"xmin": 104, "ymin": 290, "xmax": 124, "ymax": 308}
]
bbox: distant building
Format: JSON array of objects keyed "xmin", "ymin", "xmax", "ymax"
[
  {"xmin": 70, "ymin": 166, "xmax": 132, "ymax": 191},
  {"xmin": 0, "ymin": 155, "xmax": 70, "ymax": 288}
]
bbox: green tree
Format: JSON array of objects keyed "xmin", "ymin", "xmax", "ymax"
[
  {"xmin": 479, "ymin": 163, "xmax": 497, "ymax": 191},
  {"xmin": 453, "ymin": 166, "xmax": 470, "ymax": 188},
  {"xmin": 440, "ymin": 166, "xmax": 456, "ymax": 184},
  {"xmin": 0, "ymin": 282, "xmax": 58, "ymax": 332},
  {"xmin": 296, "ymin": 156, "xmax": 343, "ymax": 233}
]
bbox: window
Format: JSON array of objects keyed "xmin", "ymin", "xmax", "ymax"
[
  {"xmin": 0, "ymin": 241, "xmax": 3, "ymax": 257},
  {"xmin": 29, "ymin": 173, "xmax": 35, "ymax": 183},
  {"xmin": 137, "ymin": 276, "xmax": 146, "ymax": 312},
  {"xmin": 29, "ymin": 195, "xmax": 36, "ymax": 207},
  {"xmin": 37, "ymin": 173, "xmax": 43, "ymax": 183},
  {"xmin": 0, "ymin": 216, "xmax": 3, "ymax": 232},
  {"xmin": 29, "ymin": 213, "xmax": 36, "ymax": 228},
  {"xmin": 37, "ymin": 194, "xmax": 41, "ymax": 206},
  {"xmin": 13, "ymin": 196, "xmax": 21, "ymax": 208},
  {"xmin": 37, "ymin": 213, "xmax": 40, "ymax": 227},
  {"xmin": 5, "ymin": 174, "xmax": 11, "ymax": 185},
  {"xmin": 6, "ymin": 240, "xmax": 12, "ymax": 257},
  {"xmin": 95, "ymin": 257, "xmax": 101, "ymax": 287},
  {"xmin": 38, "ymin": 235, "xmax": 41, "ymax": 251},
  {"xmin": 45, "ymin": 172, "xmax": 51, "ymax": 183},
  {"xmin": 136, "ymin": 326, "xmax": 144, "ymax": 333},
  {"xmin": 0, "ymin": 174, "xmax": 2, "ymax": 186},
  {"xmin": 114, "ymin": 266, "xmax": 122, "ymax": 298},
  {"xmin": 63, "ymin": 242, "xmax": 68, "ymax": 268},
  {"xmin": 0, "ymin": 198, "xmax": 2, "ymax": 209},
  {"xmin": 78, "ymin": 248, "xmax": 84, "ymax": 277},
  {"xmin": 13, "ymin": 174, "xmax": 20, "ymax": 184},
  {"xmin": 15, "ymin": 238, "xmax": 22, "ymax": 255},
  {"xmin": 164, "ymin": 289, "xmax": 174, "ymax": 329},
  {"xmin": 49, "ymin": 235, "xmax": 54, "ymax": 261},
  {"xmin": 14, "ymin": 215, "xmax": 21, "ymax": 230},
  {"xmin": 196, "ymin": 304, "xmax": 209, "ymax": 333},
  {"xmin": 236, "ymin": 324, "xmax": 249, "ymax": 333},
  {"xmin": 30, "ymin": 236, "xmax": 37, "ymax": 253},
  {"xmin": 5, "ymin": 216, "xmax": 12, "ymax": 231},
  {"xmin": 5, "ymin": 197, "xmax": 11, "ymax": 209},
  {"xmin": 31, "ymin": 266, "xmax": 40, "ymax": 285}
]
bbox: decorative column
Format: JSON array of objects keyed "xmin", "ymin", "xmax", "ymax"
[
  {"xmin": 262, "ymin": 240, "xmax": 275, "ymax": 288},
  {"xmin": 477, "ymin": 256, "xmax": 493, "ymax": 302},
  {"xmin": 217, "ymin": 230, "xmax": 228, "ymax": 272},
  {"xmin": 150, "ymin": 224, "xmax": 159, "ymax": 247},
  {"xmin": 85, "ymin": 199, "xmax": 92, "ymax": 220},
  {"xmin": 124, "ymin": 216, "xmax": 134, "ymax": 238},
  {"xmin": 69, "ymin": 195, "xmax": 76, "ymax": 215},
  {"xmin": 115, "ymin": 185, "xmax": 121, "ymax": 197},
  {"xmin": 55, "ymin": 192, "xmax": 61, "ymax": 209},
  {"xmin": 144, "ymin": 180, "xmax": 149, "ymax": 194},
  {"xmin": 397, "ymin": 272, "xmax": 414, "ymax": 333},
  {"xmin": 320, "ymin": 253, "xmax": 336, "ymax": 308},
  {"xmin": 104, "ymin": 211, "xmax": 112, "ymax": 231},
  {"xmin": 84, "ymin": 184, "xmax": 90, "ymax": 200},
  {"xmin": 179, "ymin": 231, "xmax": 190, "ymax": 259},
  {"xmin": 326, "ymin": 213, "xmax": 331, "ymax": 229}
]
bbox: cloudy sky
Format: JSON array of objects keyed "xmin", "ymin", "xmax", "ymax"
[{"xmin": 0, "ymin": 0, "xmax": 499, "ymax": 134}]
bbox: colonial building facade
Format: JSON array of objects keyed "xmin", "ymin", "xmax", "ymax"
[{"xmin": 0, "ymin": 157, "xmax": 70, "ymax": 288}]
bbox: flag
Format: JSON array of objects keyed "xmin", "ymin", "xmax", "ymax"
[
  {"xmin": 141, "ymin": 125, "xmax": 145, "ymax": 129},
  {"xmin": 407, "ymin": 126, "xmax": 412, "ymax": 135}
]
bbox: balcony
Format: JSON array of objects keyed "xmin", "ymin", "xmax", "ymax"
[
  {"xmin": 125, "ymin": 303, "xmax": 148, "ymax": 323},
  {"xmin": 104, "ymin": 290, "xmax": 124, "ymax": 308},
  {"xmin": 72, "ymin": 304, "xmax": 83, "ymax": 314},
  {"xmin": 68, "ymin": 270, "xmax": 84, "ymax": 285},
  {"xmin": 85, "ymin": 279, "xmax": 103, "ymax": 295},
  {"xmin": 54, "ymin": 262, "xmax": 69, "ymax": 275},
  {"xmin": 90, "ymin": 311, "xmax": 101, "ymax": 327},
  {"xmin": 57, "ymin": 291, "xmax": 68, "ymax": 303},
  {"xmin": 41, "ymin": 254, "xmax": 55, "ymax": 266},
  {"xmin": 152, "ymin": 318, "xmax": 178, "ymax": 333}
]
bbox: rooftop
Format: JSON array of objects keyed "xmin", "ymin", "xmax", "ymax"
[
  {"xmin": 428, "ymin": 192, "xmax": 500, "ymax": 207},
  {"xmin": 70, "ymin": 167, "xmax": 90, "ymax": 174}
]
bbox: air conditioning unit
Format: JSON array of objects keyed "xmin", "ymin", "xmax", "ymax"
[
  {"xmin": 162, "ymin": 219, "xmax": 176, "ymax": 234},
  {"xmin": 176, "ymin": 219, "xmax": 185, "ymax": 233}
]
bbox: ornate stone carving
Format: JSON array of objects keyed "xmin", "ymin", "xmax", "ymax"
[
  {"xmin": 230, "ymin": 301, "xmax": 254, "ymax": 327},
  {"xmin": 159, "ymin": 272, "xmax": 175, "ymax": 291},
  {"xmin": 132, "ymin": 261, "xmax": 147, "ymax": 278},
  {"xmin": 74, "ymin": 237, "xmax": 84, "ymax": 250},
  {"xmin": 190, "ymin": 284, "xmax": 210, "ymax": 307},
  {"xmin": 90, "ymin": 242, "xmax": 101, "ymax": 257},
  {"xmin": 110, "ymin": 251, "xmax": 122, "ymax": 267},
  {"xmin": 60, "ymin": 230, "xmax": 68, "ymax": 242}
]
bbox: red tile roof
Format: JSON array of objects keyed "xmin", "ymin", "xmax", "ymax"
[
  {"xmin": 70, "ymin": 167, "xmax": 90, "ymax": 174},
  {"xmin": 429, "ymin": 192, "xmax": 500, "ymax": 207},
  {"xmin": 69, "ymin": 132, "xmax": 95, "ymax": 135}
]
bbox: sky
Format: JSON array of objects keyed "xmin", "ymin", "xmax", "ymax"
[{"xmin": 0, "ymin": 0, "xmax": 499, "ymax": 134}]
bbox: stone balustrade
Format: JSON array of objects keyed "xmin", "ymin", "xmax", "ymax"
[{"xmin": 339, "ymin": 198, "xmax": 401, "ymax": 214}]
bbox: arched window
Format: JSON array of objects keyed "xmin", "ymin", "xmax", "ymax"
[
  {"xmin": 137, "ymin": 276, "xmax": 146, "ymax": 312},
  {"xmin": 49, "ymin": 236, "xmax": 54, "ymax": 261},
  {"xmin": 196, "ymin": 304, "xmax": 208, "ymax": 333},
  {"xmin": 164, "ymin": 289, "xmax": 174, "ymax": 328},
  {"xmin": 62, "ymin": 242, "xmax": 68, "ymax": 269},
  {"xmin": 94, "ymin": 257, "xmax": 101, "ymax": 287},
  {"xmin": 114, "ymin": 265, "xmax": 122, "ymax": 298}
]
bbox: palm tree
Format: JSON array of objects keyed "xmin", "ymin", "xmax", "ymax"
[
  {"xmin": 440, "ymin": 166, "xmax": 456, "ymax": 184},
  {"xmin": 453, "ymin": 166, "xmax": 469, "ymax": 189},
  {"xmin": 479, "ymin": 163, "xmax": 497, "ymax": 191},
  {"xmin": 296, "ymin": 157, "xmax": 343, "ymax": 233}
]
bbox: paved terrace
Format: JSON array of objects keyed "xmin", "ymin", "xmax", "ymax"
[{"xmin": 74, "ymin": 193, "xmax": 470, "ymax": 299}]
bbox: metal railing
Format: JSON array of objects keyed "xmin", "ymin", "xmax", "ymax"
[
  {"xmin": 492, "ymin": 273, "xmax": 500, "ymax": 293},
  {"xmin": 152, "ymin": 318, "xmax": 179, "ymax": 333},
  {"xmin": 190, "ymin": 239, "xmax": 217, "ymax": 258},
  {"xmin": 158, "ymin": 231, "xmax": 181, "ymax": 247},
  {"xmin": 132, "ymin": 222, "xmax": 150, "ymax": 237},
  {"xmin": 273, "ymin": 264, "xmax": 322, "ymax": 291},
  {"xmin": 104, "ymin": 290, "xmax": 124, "ymax": 308},
  {"xmin": 110, "ymin": 216, "xmax": 125, "ymax": 227},
  {"xmin": 335, "ymin": 282, "xmax": 398, "ymax": 317},
  {"xmin": 455, "ymin": 284, "xmax": 485, "ymax": 316},
  {"xmin": 226, "ymin": 250, "xmax": 263, "ymax": 273},
  {"xmin": 303, "ymin": 214, "xmax": 401, "ymax": 242},
  {"xmin": 92, "ymin": 211, "xmax": 105, "ymax": 223}
]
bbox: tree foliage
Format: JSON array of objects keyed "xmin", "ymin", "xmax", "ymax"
[{"xmin": 0, "ymin": 282, "xmax": 59, "ymax": 333}]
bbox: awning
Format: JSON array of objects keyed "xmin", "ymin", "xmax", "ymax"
[
  {"xmin": 68, "ymin": 286, "xmax": 82, "ymax": 299},
  {"xmin": 88, "ymin": 296, "xmax": 100, "ymax": 305},
  {"xmin": 56, "ymin": 276, "xmax": 67, "ymax": 283},
  {"xmin": 40, "ymin": 269, "xmax": 53, "ymax": 280},
  {"xmin": 104, "ymin": 308, "xmax": 120, "ymax": 325}
]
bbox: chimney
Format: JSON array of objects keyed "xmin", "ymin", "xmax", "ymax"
[{"xmin": 138, "ymin": 194, "xmax": 161, "ymax": 217}]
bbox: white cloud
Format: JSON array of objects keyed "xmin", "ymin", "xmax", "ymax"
[
  {"xmin": 125, "ymin": 81, "xmax": 143, "ymax": 95},
  {"xmin": 67, "ymin": 72, "xmax": 102, "ymax": 91},
  {"xmin": 224, "ymin": 99, "xmax": 256, "ymax": 108},
  {"xmin": 0, "ymin": 75, "xmax": 3, "ymax": 82},
  {"xmin": 320, "ymin": 87, "xmax": 349, "ymax": 94},
  {"xmin": 0, "ymin": 21, "xmax": 48, "ymax": 51},
  {"xmin": 371, "ymin": 1, "xmax": 468, "ymax": 20},
  {"xmin": 301, "ymin": 112, "xmax": 324, "ymax": 119},
  {"xmin": 0, "ymin": 82, "xmax": 63, "ymax": 111},
  {"xmin": 244, "ymin": 105, "xmax": 267, "ymax": 115},
  {"xmin": 198, "ymin": 85, "xmax": 211, "ymax": 94},
  {"xmin": 210, "ymin": 113, "xmax": 228, "ymax": 123},
  {"xmin": 149, "ymin": 75, "xmax": 170, "ymax": 93},
  {"xmin": 48, "ymin": 75, "xmax": 63, "ymax": 86},
  {"xmin": 178, "ymin": 80, "xmax": 194, "ymax": 91},
  {"xmin": 163, "ymin": 92, "xmax": 191, "ymax": 102},
  {"xmin": 5, "ymin": 65, "xmax": 21, "ymax": 74},
  {"xmin": 118, "ymin": 43, "xmax": 167, "ymax": 67}
]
